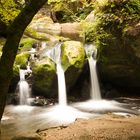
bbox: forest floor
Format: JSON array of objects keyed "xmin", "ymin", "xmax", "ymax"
[{"xmin": 38, "ymin": 114, "xmax": 140, "ymax": 140}]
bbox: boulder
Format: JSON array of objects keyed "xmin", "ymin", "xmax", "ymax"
[
  {"xmin": 31, "ymin": 41, "xmax": 86, "ymax": 98},
  {"xmin": 15, "ymin": 52, "xmax": 30, "ymax": 69},
  {"xmin": 60, "ymin": 22, "xmax": 84, "ymax": 41},
  {"xmin": 19, "ymin": 38, "xmax": 37, "ymax": 52},
  {"xmin": 61, "ymin": 41, "xmax": 86, "ymax": 94},
  {"xmin": 32, "ymin": 58, "xmax": 57, "ymax": 97}
]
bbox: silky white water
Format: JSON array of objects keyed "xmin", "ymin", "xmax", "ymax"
[
  {"xmin": 19, "ymin": 69, "xmax": 30, "ymax": 105},
  {"xmin": 85, "ymin": 44, "xmax": 101, "ymax": 100},
  {"xmin": 53, "ymin": 44, "xmax": 67, "ymax": 106},
  {"xmin": 72, "ymin": 44, "xmax": 137, "ymax": 114},
  {"xmin": 88, "ymin": 56, "xmax": 101, "ymax": 100},
  {"xmin": 45, "ymin": 43, "xmax": 67, "ymax": 106},
  {"xmin": 57, "ymin": 63, "xmax": 67, "ymax": 106},
  {"xmin": 29, "ymin": 48, "xmax": 36, "ymax": 60},
  {"xmin": 42, "ymin": 43, "xmax": 94, "ymax": 125}
]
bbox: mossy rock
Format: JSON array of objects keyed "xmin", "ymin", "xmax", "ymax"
[
  {"xmin": 19, "ymin": 38, "xmax": 36, "ymax": 52},
  {"xmin": 88, "ymin": 0, "xmax": 140, "ymax": 91},
  {"xmin": 15, "ymin": 52, "xmax": 30, "ymax": 69},
  {"xmin": 61, "ymin": 41, "xmax": 85, "ymax": 70},
  {"xmin": 32, "ymin": 58, "xmax": 57, "ymax": 97},
  {"xmin": 61, "ymin": 41, "xmax": 86, "ymax": 93}
]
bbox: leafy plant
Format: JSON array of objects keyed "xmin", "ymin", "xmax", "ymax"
[
  {"xmin": 0, "ymin": 0, "xmax": 21, "ymax": 25},
  {"xmin": 48, "ymin": 0, "xmax": 94, "ymax": 22}
]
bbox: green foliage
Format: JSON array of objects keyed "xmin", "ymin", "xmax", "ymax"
[
  {"xmin": 84, "ymin": 0, "xmax": 140, "ymax": 45},
  {"xmin": 15, "ymin": 52, "xmax": 30, "ymax": 68},
  {"xmin": 0, "ymin": 0, "xmax": 21, "ymax": 25},
  {"xmin": 48, "ymin": 0, "xmax": 94, "ymax": 22},
  {"xmin": 19, "ymin": 37, "xmax": 36, "ymax": 52}
]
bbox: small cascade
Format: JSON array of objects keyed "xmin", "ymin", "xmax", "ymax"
[
  {"xmin": 45, "ymin": 43, "xmax": 67, "ymax": 106},
  {"xmin": 88, "ymin": 57, "xmax": 101, "ymax": 100},
  {"xmin": 85, "ymin": 44, "xmax": 101, "ymax": 100},
  {"xmin": 29, "ymin": 48, "xmax": 36, "ymax": 60},
  {"xmin": 57, "ymin": 63, "xmax": 67, "ymax": 106},
  {"xmin": 72, "ymin": 44, "xmax": 138, "ymax": 115},
  {"xmin": 18, "ymin": 65, "xmax": 32, "ymax": 105},
  {"xmin": 45, "ymin": 43, "xmax": 61, "ymax": 63}
]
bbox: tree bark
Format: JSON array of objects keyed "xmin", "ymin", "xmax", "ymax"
[{"xmin": 0, "ymin": 0, "xmax": 48, "ymax": 121}]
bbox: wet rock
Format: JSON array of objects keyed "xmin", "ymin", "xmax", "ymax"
[
  {"xmin": 31, "ymin": 96, "xmax": 48, "ymax": 106},
  {"xmin": 31, "ymin": 41, "xmax": 86, "ymax": 98},
  {"xmin": 32, "ymin": 58, "xmax": 57, "ymax": 98},
  {"xmin": 61, "ymin": 41, "xmax": 86, "ymax": 95}
]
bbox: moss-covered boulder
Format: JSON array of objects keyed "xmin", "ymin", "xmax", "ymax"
[
  {"xmin": 19, "ymin": 38, "xmax": 36, "ymax": 52},
  {"xmin": 61, "ymin": 41, "xmax": 86, "ymax": 94},
  {"xmin": 32, "ymin": 58, "xmax": 57, "ymax": 97},
  {"xmin": 15, "ymin": 52, "xmax": 30, "ymax": 69},
  {"xmin": 84, "ymin": 0, "xmax": 140, "ymax": 92}
]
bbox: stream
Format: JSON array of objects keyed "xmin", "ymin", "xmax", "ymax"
[{"xmin": 1, "ymin": 97, "xmax": 140, "ymax": 140}]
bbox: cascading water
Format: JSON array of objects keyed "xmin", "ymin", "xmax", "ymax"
[
  {"xmin": 88, "ymin": 57, "xmax": 101, "ymax": 99},
  {"xmin": 57, "ymin": 63, "xmax": 67, "ymax": 106},
  {"xmin": 72, "ymin": 44, "xmax": 137, "ymax": 115},
  {"xmin": 41, "ymin": 43, "xmax": 93, "ymax": 125},
  {"xmin": 18, "ymin": 66, "xmax": 31, "ymax": 105},
  {"xmin": 85, "ymin": 44, "xmax": 101, "ymax": 100},
  {"xmin": 46, "ymin": 43, "xmax": 67, "ymax": 106},
  {"xmin": 29, "ymin": 48, "xmax": 36, "ymax": 60}
]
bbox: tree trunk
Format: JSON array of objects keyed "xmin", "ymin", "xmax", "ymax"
[{"xmin": 0, "ymin": 0, "xmax": 48, "ymax": 121}]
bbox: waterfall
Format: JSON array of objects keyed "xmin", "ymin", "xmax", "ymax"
[
  {"xmin": 88, "ymin": 56, "xmax": 101, "ymax": 100},
  {"xmin": 85, "ymin": 44, "xmax": 101, "ymax": 100},
  {"xmin": 57, "ymin": 63, "xmax": 67, "ymax": 106},
  {"xmin": 18, "ymin": 68, "xmax": 31, "ymax": 105},
  {"xmin": 45, "ymin": 43, "xmax": 67, "ymax": 106},
  {"xmin": 29, "ymin": 48, "xmax": 36, "ymax": 60}
]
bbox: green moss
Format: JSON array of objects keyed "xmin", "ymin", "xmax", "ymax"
[
  {"xmin": 83, "ymin": 0, "xmax": 140, "ymax": 89},
  {"xmin": 83, "ymin": 0, "xmax": 140, "ymax": 64},
  {"xmin": 15, "ymin": 52, "xmax": 30, "ymax": 68},
  {"xmin": 25, "ymin": 27, "xmax": 49, "ymax": 41},
  {"xmin": 19, "ymin": 38, "xmax": 36, "ymax": 52},
  {"xmin": 61, "ymin": 41, "xmax": 85, "ymax": 71},
  {"xmin": 0, "ymin": 0, "xmax": 20, "ymax": 25},
  {"xmin": 84, "ymin": 0, "xmax": 140, "ymax": 44},
  {"xmin": 48, "ymin": 0, "xmax": 94, "ymax": 22},
  {"xmin": 60, "ymin": 41, "xmax": 86, "ymax": 92},
  {"xmin": 32, "ymin": 58, "xmax": 56, "ymax": 97}
]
